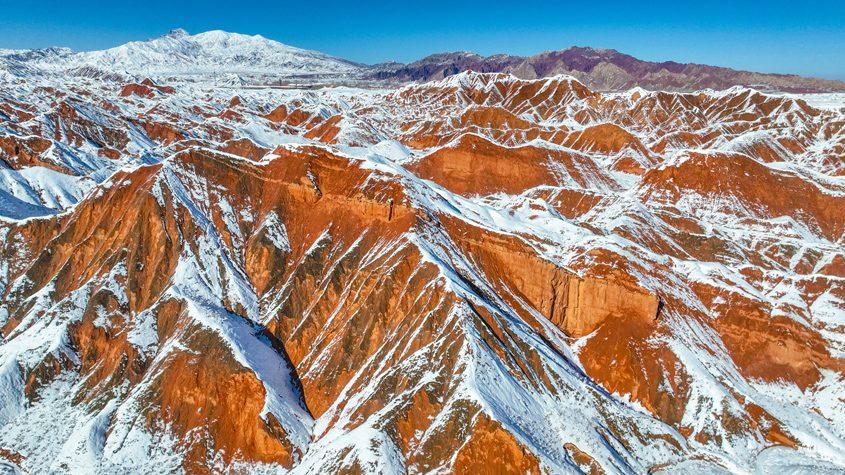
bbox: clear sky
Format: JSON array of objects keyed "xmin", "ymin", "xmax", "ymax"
[{"xmin": 1, "ymin": 0, "xmax": 843, "ymax": 79}]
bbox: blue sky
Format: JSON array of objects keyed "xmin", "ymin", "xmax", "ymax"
[{"xmin": 1, "ymin": 0, "xmax": 843, "ymax": 79}]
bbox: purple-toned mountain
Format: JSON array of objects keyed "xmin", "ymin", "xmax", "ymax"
[{"xmin": 371, "ymin": 46, "xmax": 845, "ymax": 92}]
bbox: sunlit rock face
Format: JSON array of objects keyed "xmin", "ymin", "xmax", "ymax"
[{"xmin": 0, "ymin": 57, "xmax": 844, "ymax": 474}]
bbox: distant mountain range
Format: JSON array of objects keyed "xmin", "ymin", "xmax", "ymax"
[
  {"xmin": 2, "ymin": 29, "xmax": 843, "ymax": 93},
  {"xmin": 370, "ymin": 47, "xmax": 845, "ymax": 93}
]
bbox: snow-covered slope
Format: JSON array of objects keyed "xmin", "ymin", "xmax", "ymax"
[{"xmin": 11, "ymin": 29, "xmax": 363, "ymax": 79}]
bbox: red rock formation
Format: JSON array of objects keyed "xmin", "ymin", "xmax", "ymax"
[
  {"xmin": 452, "ymin": 416, "xmax": 541, "ymax": 474},
  {"xmin": 642, "ymin": 151, "xmax": 845, "ymax": 240},
  {"xmin": 410, "ymin": 134, "xmax": 558, "ymax": 195},
  {"xmin": 120, "ymin": 79, "xmax": 176, "ymax": 98},
  {"xmin": 0, "ymin": 72, "xmax": 843, "ymax": 474},
  {"xmin": 0, "ymin": 135, "xmax": 53, "ymax": 170},
  {"xmin": 444, "ymin": 218, "xmax": 660, "ymax": 337}
]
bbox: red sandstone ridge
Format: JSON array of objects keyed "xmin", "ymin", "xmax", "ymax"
[
  {"xmin": 410, "ymin": 134, "xmax": 558, "ymax": 195},
  {"xmin": 119, "ymin": 78, "xmax": 177, "ymax": 98},
  {"xmin": 641, "ymin": 151, "xmax": 845, "ymax": 240},
  {"xmin": 442, "ymin": 218, "xmax": 661, "ymax": 338},
  {"xmin": 0, "ymin": 69, "xmax": 843, "ymax": 474}
]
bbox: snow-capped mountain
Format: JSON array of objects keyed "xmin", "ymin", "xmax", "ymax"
[{"xmin": 11, "ymin": 29, "xmax": 363, "ymax": 79}]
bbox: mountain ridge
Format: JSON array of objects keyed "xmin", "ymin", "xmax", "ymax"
[
  {"xmin": 2, "ymin": 29, "xmax": 844, "ymax": 92},
  {"xmin": 1, "ymin": 29, "xmax": 362, "ymax": 79},
  {"xmin": 372, "ymin": 45, "xmax": 845, "ymax": 93}
]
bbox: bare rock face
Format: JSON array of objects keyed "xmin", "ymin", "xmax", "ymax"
[
  {"xmin": 0, "ymin": 70, "xmax": 843, "ymax": 473},
  {"xmin": 410, "ymin": 134, "xmax": 558, "ymax": 195},
  {"xmin": 445, "ymin": 221, "xmax": 659, "ymax": 338},
  {"xmin": 119, "ymin": 80, "xmax": 175, "ymax": 99},
  {"xmin": 555, "ymin": 277, "xmax": 660, "ymax": 337},
  {"xmin": 0, "ymin": 135, "xmax": 53, "ymax": 170},
  {"xmin": 452, "ymin": 415, "xmax": 542, "ymax": 474}
]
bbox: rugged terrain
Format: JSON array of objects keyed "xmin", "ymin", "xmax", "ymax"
[{"xmin": 0, "ymin": 30, "xmax": 844, "ymax": 474}]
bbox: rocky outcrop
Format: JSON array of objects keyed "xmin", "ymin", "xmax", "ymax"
[
  {"xmin": 445, "ymin": 219, "xmax": 660, "ymax": 337},
  {"xmin": 452, "ymin": 415, "xmax": 541, "ymax": 474},
  {"xmin": 0, "ymin": 135, "xmax": 53, "ymax": 170},
  {"xmin": 410, "ymin": 134, "xmax": 558, "ymax": 195},
  {"xmin": 552, "ymin": 276, "xmax": 660, "ymax": 337},
  {"xmin": 642, "ymin": 151, "xmax": 845, "ymax": 240}
]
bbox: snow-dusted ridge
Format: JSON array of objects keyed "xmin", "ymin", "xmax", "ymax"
[
  {"xmin": 5, "ymin": 28, "xmax": 364, "ymax": 79},
  {"xmin": 0, "ymin": 66, "xmax": 844, "ymax": 473}
]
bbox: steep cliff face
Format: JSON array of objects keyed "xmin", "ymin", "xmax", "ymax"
[
  {"xmin": 554, "ymin": 277, "xmax": 660, "ymax": 337},
  {"xmin": 0, "ymin": 71, "xmax": 843, "ymax": 473},
  {"xmin": 442, "ymin": 220, "xmax": 660, "ymax": 338}
]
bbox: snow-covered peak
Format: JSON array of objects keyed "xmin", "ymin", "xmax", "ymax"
[
  {"xmin": 164, "ymin": 28, "xmax": 189, "ymax": 39},
  {"xmin": 0, "ymin": 48, "xmax": 25, "ymax": 56},
  {"xmin": 1, "ymin": 46, "xmax": 74, "ymax": 62},
  {"xmin": 19, "ymin": 29, "xmax": 364, "ymax": 78}
]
